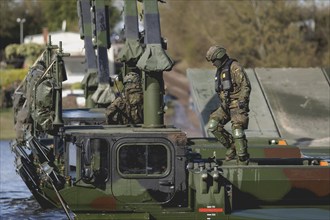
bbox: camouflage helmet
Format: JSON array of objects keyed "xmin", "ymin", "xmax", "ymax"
[
  {"xmin": 205, "ymin": 46, "xmax": 226, "ymax": 62},
  {"xmin": 123, "ymin": 72, "xmax": 140, "ymax": 85}
]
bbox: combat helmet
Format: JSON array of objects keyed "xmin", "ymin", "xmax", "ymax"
[
  {"xmin": 123, "ymin": 72, "xmax": 142, "ymax": 92},
  {"xmin": 205, "ymin": 46, "xmax": 226, "ymax": 62},
  {"xmin": 124, "ymin": 72, "xmax": 141, "ymax": 84}
]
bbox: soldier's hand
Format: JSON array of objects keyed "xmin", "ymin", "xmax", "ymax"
[{"xmin": 238, "ymin": 101, "xmax": 245, "ymax": 109}]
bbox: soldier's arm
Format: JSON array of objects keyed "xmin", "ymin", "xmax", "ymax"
[
  {"xmin": 105, "ymin": 99, "xmax": 121, "ymax": 124},
  {"xmin": 231, "ymin": 62, "xmax": 251, "ymax": 101}
]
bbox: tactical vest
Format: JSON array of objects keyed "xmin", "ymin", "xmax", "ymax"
[{"xmin": 215, "ymin": 59, "xmax": 236, "ymax": 93}]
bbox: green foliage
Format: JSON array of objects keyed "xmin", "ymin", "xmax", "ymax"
[
  {"xmin": 40, "ymin": 0, "xmax": 120, "ymax": 32},
  {"xmin": 0, "ymin": 68, "xmax": 27, "ymax": 88},
  {"xmin": 0, "ymin": 0, "xmax": 46, "ymax": 50},
  {"xmin": 4, "ymin": 44, "xmax": 20, "ymax": 60},
  {"xmin": 40, "ymin": 0, "xmax": 79, "ymax": 32},
  {"xmin": 0, "ymin": 0, "xmax": 121, "ymax": 51},
  {"xmin": 5, "ymin": 43, "xmax": 44, "ymax": 60},
  {"xmin": 4, "ymin": 43, "xmax": 44, "ymax": 68}
]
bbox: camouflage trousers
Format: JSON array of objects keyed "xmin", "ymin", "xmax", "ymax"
[
  {"xmin": 208, "ymin": 101, "xmax": 249, "ymax": 163},
  {"xmin": 209, "ymin": 103, "xmax": 249, "ymax": 130}
]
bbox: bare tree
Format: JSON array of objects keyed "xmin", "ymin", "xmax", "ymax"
[{"xmin": 160, "ymin": 0, "xmax": 329, "ymax": 69}]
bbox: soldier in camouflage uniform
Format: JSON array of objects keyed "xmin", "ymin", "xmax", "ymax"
[
  {"xmin": 105, "ymin": 72, "xmax": 143, "ymax": 125},
  {"xmin": 205, "ymin": 46, "xmax": 251, "ymax": 165},
  {"xmin": 13, "ymin": 60, "xmax": 46, "ymax": 141}
]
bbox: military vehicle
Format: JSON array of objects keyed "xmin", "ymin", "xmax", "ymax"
[{"xmin": 11, "ymin": 0, "xmax": 329, "ymax": 219}]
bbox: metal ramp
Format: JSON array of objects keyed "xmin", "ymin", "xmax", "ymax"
[
  {"xmin": 187, "ymin": 68, "xmax": 330, "ymax": 146},
  {"xmin": 255, "ymin": 68, "xmax": 329, "ymax": 146}
]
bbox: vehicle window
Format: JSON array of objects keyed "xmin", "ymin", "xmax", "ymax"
[
  {"xmin": 90, "ymin": 138, "xmax": 108, "ymax": 171},
  {"xmin": 82, "ymin": 138, "xmax": 109, "ymax": 183},
  {"xmin": 118, "ymin": 144, "xmax": 168, "ymax": 176}
]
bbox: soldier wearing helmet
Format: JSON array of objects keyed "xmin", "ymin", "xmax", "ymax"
[
  {"xmin": 205, "ymin": 46, "xmax": 251, "ymax": 165},
  {"xmin": 105, "ymin": 72, "xmax": 143, "ymax": 125}
]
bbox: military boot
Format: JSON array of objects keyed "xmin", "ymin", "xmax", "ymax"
[
  {"xmin": 207, "ymin": 119, "xmax": 237, "ymax": 160},
  {"xmin": 212, "ymin": 129, "xmax": 236, "ymax": 161},
  {"xmin": 225, "ymin": 141, "xmax": 236, "ymax": 161}
]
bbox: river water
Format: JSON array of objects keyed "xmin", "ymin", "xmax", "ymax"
[{"xmin": 0, "ymin": 140, "xmax": 67, "ymax": 219}]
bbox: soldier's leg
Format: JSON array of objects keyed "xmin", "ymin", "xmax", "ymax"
[
  {"xmin": 207, "ymin": 107, "xmax": 236, "ymax": 160},
  {"xmin": 231, "ymin": 108, "xmax": 249, "ymax": 165},
  {"xmin": 232, "ymin": 125, "xmax": 249, "ymax": 165}
]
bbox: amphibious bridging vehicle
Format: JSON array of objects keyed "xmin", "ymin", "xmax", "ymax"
[{"xmin": 11, "ymin": 0, "xmax": 330, "ymax": 219}]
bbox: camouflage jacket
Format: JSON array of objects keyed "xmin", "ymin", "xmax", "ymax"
[
  {"xmin": 105, "ymin": 90, "xmax": 143, "ymax": 125},
  {"xmin": 216, "ymin": 60, "xmax": 251, "ymax": 108}
]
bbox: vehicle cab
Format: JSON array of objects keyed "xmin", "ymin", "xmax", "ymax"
[{"xmin": 62, "ymin": 125, "xmax": 188, "ymax": 212}]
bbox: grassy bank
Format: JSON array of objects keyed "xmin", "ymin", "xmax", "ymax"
[{"xmin": 0, "ymin": 108, "xmax": 15, "ymax": 140}]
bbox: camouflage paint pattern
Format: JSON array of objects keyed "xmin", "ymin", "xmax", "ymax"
[
  {"xmin": 117, "ymin": 0, "xmax": 144, "ymax": 68},
  {"xmin": 33, "ymin": 127, "xmax": 329, "ymax": 219},
  {"xmin": 90, "ymin": 0, "xmax": 115, "ymax": 106},
  {"xmin": 93, "ymin": 0, "xmax": 110, "ymax": 84},
  {"xmin": 11, "ymin": 1, "xmax": 330, "ymax": 220},
  {"xmin": 77, "ymin": 0, "xmax": 98, "ymax": 107},
  {"xmin": 136, "ymin": 0, "xmax": 174, "ymax": 128}
]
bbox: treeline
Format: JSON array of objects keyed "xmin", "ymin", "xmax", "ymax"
[
  {"xmin": 1, "ymin": 0, "xmax": 328, "ymax": 69},
  {"xmin": 159, "ymin": 0, "xmax": 330, "ymax": 69},
  {"xmin": 0, "ymin": 0, "xmax": 120, "ymax": 59}
]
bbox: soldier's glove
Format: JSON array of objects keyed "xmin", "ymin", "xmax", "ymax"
[
  {"xmin": 224, "ymin": 91, "xmax": 230, "ymax": 106},
  {"xmin": 238, "ymin": 101, "xmax": 246, "ymax": 109}
]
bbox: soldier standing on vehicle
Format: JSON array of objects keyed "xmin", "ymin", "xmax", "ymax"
[
  {"xmin": 105, "ymin": 72, "xmax": 143, "ymax": 125},
  {"xmin": 205, "ymin": 46, "xmax": 251, "ymax": 165}
]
